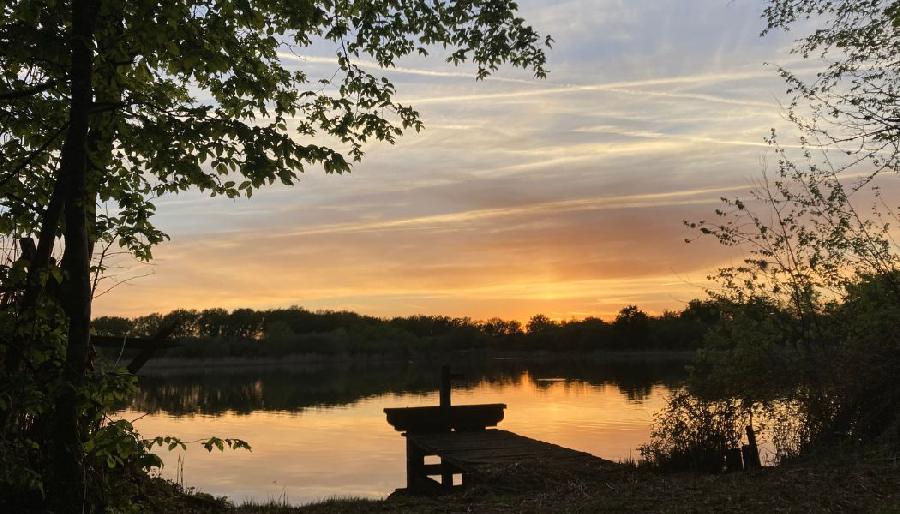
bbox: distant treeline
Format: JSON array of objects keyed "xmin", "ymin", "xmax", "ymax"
[{"xmin": 93, "ymin": 302, "xmax": 721, "ymax": 359}]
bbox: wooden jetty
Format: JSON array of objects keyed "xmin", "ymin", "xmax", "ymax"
[{"xmin": 384, "ymin": 365, "xmax": 610, "ymax": 494}]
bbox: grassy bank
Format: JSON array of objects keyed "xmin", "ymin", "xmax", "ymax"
[{"xmin": 143, "ymin": 447, "xmax": 899, "ymax": 513}]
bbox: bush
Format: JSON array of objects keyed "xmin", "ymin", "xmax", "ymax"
[{"xmin": 640, "ymin": 389, "xmax": 746, "ymax": 472}]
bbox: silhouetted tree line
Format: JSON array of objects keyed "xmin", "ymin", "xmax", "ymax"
[{"xmin": 93, "ymin": 300, "xmax": 722, "ymax": 359}]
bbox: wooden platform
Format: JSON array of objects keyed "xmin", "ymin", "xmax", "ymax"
[
  {"xmin": 402, "ymin": 429, "xmax": 611, "ymax": 493},
  {"xmin": 385, "ymin": 366, "xmax": 613, "ymax": 494},
  {"xmin": 385, "ymin": 404, "xmax": 506, "ymax": 432}
]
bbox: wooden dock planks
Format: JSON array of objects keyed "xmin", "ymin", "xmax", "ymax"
[{"xmin": 406, "ymin": 429, "xmax": 609, "ymax": 484}]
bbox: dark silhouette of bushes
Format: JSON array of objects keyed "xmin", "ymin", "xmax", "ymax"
[
  {"xmin": 93, "ymin": 303, "xmax": 721, "ymax": 359},
  {"xmin": 640, "ymin": 389, "xmax": 746, "ymax": 472},
  {"xmin": 643, "ymin": 273, "xmax": 900, "ymax": 471}
]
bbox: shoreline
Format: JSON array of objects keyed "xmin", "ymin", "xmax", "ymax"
[{"xmin": 148, "ymin": 446, "xmax": 899, "ymax": 512}]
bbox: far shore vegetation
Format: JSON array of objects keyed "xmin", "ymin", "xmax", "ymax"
[{"xmin": 92, "ymin": 302, "xmax": 716, "ymax": 359}]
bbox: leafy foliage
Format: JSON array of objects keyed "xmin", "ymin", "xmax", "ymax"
[
  {"xmin": 640, "ymin": 389, "xmax": 747, "ymax": 472},
  {"xmin": 764, "ymin": 0, "xmax": 900, "ymax": 174},
  {"xmin": 658, "ymin": 150, "xmax": 900, "ymax": 468}
]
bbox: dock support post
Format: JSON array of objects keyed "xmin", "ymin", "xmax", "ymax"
[
  {"xmin": 441, "ymin": 458, "xmax": 453, "ymax": 489},
  {"xmin": 406, "ymin": 436, "xmax": 425, "ymax": 491}
]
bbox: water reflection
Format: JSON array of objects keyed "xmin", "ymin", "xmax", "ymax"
[
  {"xmin": 123, "ymin": 357, "xmax": 687, "ymax": 504},
  {"xmin": 131, "ymin": 357, "xmax": 687, "ymax": 415}
]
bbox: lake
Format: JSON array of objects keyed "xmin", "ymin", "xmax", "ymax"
[{"xmin": 121, "ymin": 356, "xmax": 687, "ymax": 505}]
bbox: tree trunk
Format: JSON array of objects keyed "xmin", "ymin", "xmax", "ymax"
[
  {"xmin": 49, "ymin": 1, "xmax": 98, "ymax": 510},
  {"xmin": 7, "ymin": 163, "xmax": 71, "ymax": 375}
]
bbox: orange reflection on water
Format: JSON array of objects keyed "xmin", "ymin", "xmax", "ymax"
[{"xmin": 124, "ymin": 372, "xmax": 670, "ymax": 505}]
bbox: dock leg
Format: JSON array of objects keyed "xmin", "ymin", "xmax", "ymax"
[
  {"xmin": 406, "ymin": 436, "xmax": 425, "ymax": 491},
  {"xmin": 441, "ymin": 458, "xmax": 453, "ymax": 490}
]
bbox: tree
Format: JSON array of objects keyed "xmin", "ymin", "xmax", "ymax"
[
  {"xmin": 764, "ymin": 0, "xmax": 900, "ymax": 175},
  {"xmin": 526, "ymin": 314, "xmax": 555, "ymax": 333},
  {"xmin": 612, "ymin": 305, "xmax": 651, "ymax": 349},
  {"xmin": 481, "ymin": 317, "xmax": 523, "ymax": 337},
  {"xmin": 0, "ymin": 1, "xmax": 549, "ymax": 508},
  {"xmin": 648, "ymin": 0, "xmax": 900, "ymax": 468},
  {"xmin": 197, "ymin": 307, "xmax": 230, "ymax": 338}
]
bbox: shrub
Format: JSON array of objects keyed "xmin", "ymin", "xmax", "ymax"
[{"xmin": 640, "ymin": 389, "xmax": 746, "ymax": 472}]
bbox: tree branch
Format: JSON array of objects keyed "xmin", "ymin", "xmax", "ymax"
[
  {"xmin": 0, "ymin": 79, "xmax": 60, "ymax": 103},
  {"xmin": 0, "ymin": 122, "xmax": 69, "ymax": 188}
]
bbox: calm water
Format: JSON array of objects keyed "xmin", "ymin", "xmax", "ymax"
[{"xmin": 121, "ymin": 357, "xmax": 686, "ymax": 504}]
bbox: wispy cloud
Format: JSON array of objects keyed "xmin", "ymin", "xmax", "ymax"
[
  {"xmin": 276, "ymin": 52, "xmax": 538, "ymax": 84},
  {"xmin": 603, "ymin": 87, "xmax": 776, "ymax": 109},
  {"xmin": 403, "ymin": 68, "xmax": 781, "ymax": 105},
  {"xmin": 261, "ymin": 184, "xmax": 749, "ymax": 238},
  {"xmin": 573, "ymin": 125, "xmax": 827, "ymax": 152}
]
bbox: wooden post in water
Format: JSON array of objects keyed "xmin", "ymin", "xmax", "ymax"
[
  {"xmin": 725, "ymin": 447, "xmax": 744, "ymax": 472},
  {"xmin": 440, "ymin": 365, "xmax": 451, "ymax": 413},
  {"xmin": 742, "ymin": 425, "xmax": 761, "ymax": 469}
]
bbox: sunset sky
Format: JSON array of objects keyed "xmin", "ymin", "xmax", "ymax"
[{"xmin": 93, "ymin": 0, "xmax": 810, "ymax": 321}]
